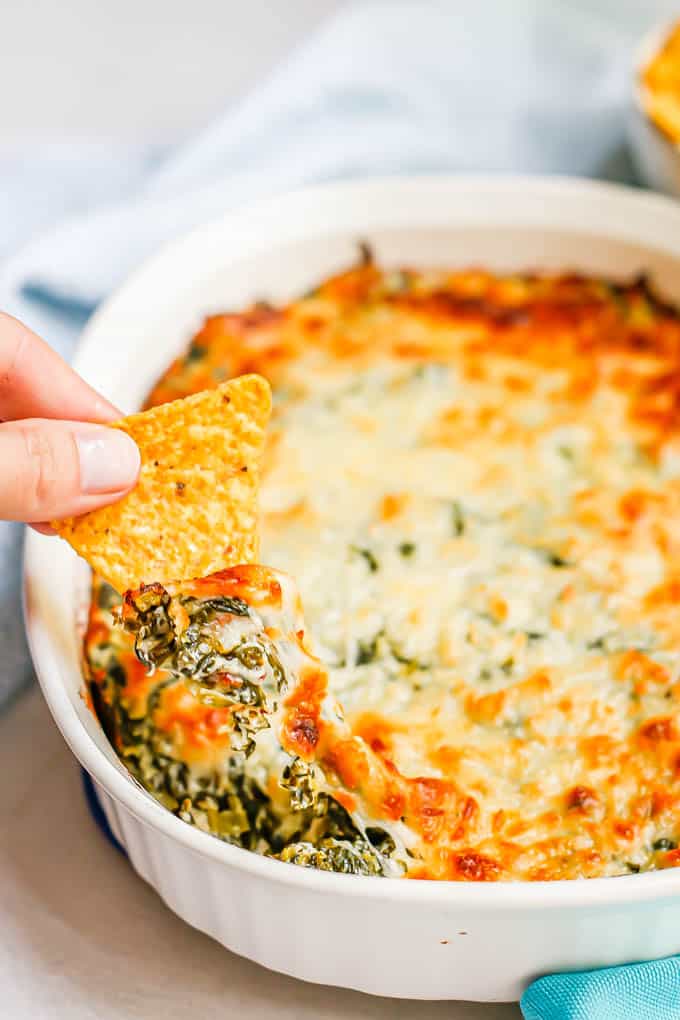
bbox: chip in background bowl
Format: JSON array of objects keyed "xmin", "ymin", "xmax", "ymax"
[{"xmin": 629, "ymin": 17, "xmax": 680, "ymax": 197}]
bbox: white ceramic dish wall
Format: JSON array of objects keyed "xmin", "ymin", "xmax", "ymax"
[{"xmin": 25, "ymin": 177, "xmax": 680, "ymax": 1001}]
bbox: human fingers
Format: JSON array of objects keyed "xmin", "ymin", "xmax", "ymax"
[
  {"xmin": 0, "ymin": 418, "xmax": 140, "ymax": 522},
  {"xmin": 0, "ymin": 311, "xmax": 120, "ymax": 422}
]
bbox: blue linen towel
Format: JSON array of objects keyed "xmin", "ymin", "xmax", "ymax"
[
  {"xmin": 521, "ymin": 959, "xmax": 680, "ymax": 1019},
  {"xmin": 3, "ymin": 3, "xmax": 680, "ymax": 1015}
]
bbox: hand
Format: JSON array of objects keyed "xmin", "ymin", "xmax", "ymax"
[{"xmin": 0, "ymin": 312, "xmax": 140, "ymax": 527}]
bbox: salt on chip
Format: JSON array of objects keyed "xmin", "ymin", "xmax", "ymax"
[{"xmin": 52, "ymin": 375, "xmax": 272, "ymax": 592}]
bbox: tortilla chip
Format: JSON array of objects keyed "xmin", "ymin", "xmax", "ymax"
[{"xmin": 52, "ymin": 375, "xmax": 272, "ymax": 592}]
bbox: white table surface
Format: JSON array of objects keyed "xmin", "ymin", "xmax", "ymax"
[
  {"xmin": 0, "ymin": 0, "xmax": 343, "ymax": 143},
  {"xmin": 0, "ymin": 2, "xmax": 521, "ymax": 1014},
  {"xmin": 0, "ymin": 688, "xmax": 521, "ymax": 1019}
]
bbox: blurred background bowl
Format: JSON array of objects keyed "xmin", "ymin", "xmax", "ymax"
[{"xmin": 628, "ymin": 17, "xmax": 680, "ymax": 197}]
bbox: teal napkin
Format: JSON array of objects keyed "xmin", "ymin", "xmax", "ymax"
[{"xmin": 521, "ymin": 957, "xmax": 680, "ymax": 1019}]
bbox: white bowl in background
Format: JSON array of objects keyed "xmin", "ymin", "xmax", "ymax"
[
  {"xmin": 24, "ymin": 176, "xmax": 680, "ymax": 1002},
  {"xmin": 628, "ymin": 17, "xmax": 680, "ymax": 197}
]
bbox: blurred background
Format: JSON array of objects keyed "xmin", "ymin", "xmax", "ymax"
[
  {"xmin": 0, "ymin": 0, "xmax": 340, "ymax": 262},
  {"xmin": 0, "ymin": 0, "xmax": 339, "ymax": 144},
  {"xmin": 0, "ymin": 0, "xmax": 676, "ymax": 205},
  {"xmin": 0, "ymin": 0, "xmax": 671, "ymax": 144}
]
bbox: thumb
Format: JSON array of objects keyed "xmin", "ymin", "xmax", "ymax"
[{"xmin": 0, "ymin": 419, "xmax": 140, "ymax": 522}]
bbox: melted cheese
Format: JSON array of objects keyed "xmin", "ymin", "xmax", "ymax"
[
  {"xmin": 89, "ymin": 264, "xmax": 680, "ymax": 880},
  {"xmin": 256, "ymin": 353, "xmax": 680, "ymax": 878}
]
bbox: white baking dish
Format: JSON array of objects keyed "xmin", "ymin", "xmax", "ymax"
[{"xmin": 24, "ymin": 176, "xmax": 680, "ymax": 1002}]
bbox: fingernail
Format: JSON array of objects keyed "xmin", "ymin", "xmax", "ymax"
[{"xmin": 76, "ymin": 428, "xmax": 141, "ymax": 494}]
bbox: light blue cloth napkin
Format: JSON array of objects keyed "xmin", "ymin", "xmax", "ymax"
[
  {"xmin": 2, "ymin": 3, "xmax": 680, "ymax": 1014},
  {"xmin": 521, "ymin": 957, "xmax": 680, "ymax": 1019}
]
